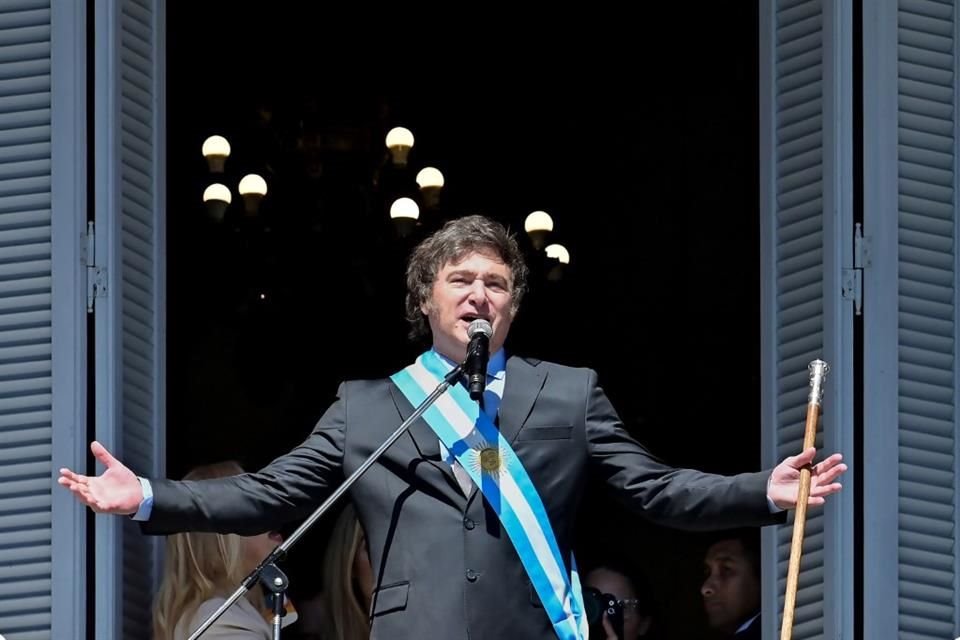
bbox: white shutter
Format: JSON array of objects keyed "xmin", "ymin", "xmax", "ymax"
[
  {"xmin": 93, "ymin": 0, "xmax": 165, "ymax": 638},
  {"xmin": 863, "ymin": 1, "xmax": 959, "ymax": 638},
  {"xmin": 759, "ymin": 1, "xmax": 854, "ymax": 639},
  {"xmin": 0, "ymin": 1, "xmax": 88, "ymax": 638}
]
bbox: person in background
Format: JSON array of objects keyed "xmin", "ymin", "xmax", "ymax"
[
  {"xmin": 584, "ymin": 561, "xmax": 657, "ymax": 640},
  {"xmin": 700, "ymin": 529, "xmax": 761, "ymax": 639},
  {"xmin": 152, "ymin": 461, "xmax": 283, "ymax": 640},
  {"xmin": 318, "ymin": 502, "xmax": 373, "ymax": 640}
]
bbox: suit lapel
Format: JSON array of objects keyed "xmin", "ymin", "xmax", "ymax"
[
  {"xmin": 387, "ymin": 381, "xmax": 466, "ymax": 507},
  {"xmin": 498, "ymin": 356, "xmax": 546, "ymax": 444}
]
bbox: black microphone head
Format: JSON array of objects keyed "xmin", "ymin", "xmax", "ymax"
[
  {"xmin": 467, "ymin": 319, "xmax": 493, "ymax": 340},
  {"xmin": 465, "ymin": 319, "xmax": 492, "ymax": 401}
]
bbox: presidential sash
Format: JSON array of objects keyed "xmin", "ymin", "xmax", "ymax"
[{"xmin": 391, "ymin": 351, "xmax": 587, "ymax": 640}]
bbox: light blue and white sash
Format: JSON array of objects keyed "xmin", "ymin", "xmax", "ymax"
[{"xmin": 391, "ymin": 351, "xmax": 587, "ymax": 640}]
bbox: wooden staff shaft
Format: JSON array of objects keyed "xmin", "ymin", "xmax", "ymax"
[{"xmin": 779, "ymin": 401, "xmax": 821, "ymax": 640}]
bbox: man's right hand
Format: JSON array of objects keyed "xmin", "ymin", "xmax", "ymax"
[{"xmin": 57, "ymin": 441, "xmax": 143, "ymax": 515}]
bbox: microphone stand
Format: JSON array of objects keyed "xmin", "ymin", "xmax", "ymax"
[{"xmin": 188, "ymin": 363, "xmax": 465, "ymax": 640}]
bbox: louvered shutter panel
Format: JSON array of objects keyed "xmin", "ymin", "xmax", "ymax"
[
  {"xmin": 896, "ymin": 2, "xmax": 957, "ymax": 637},
  {"xmin": 0, "ymin": 3, "xmax": 53, "ymax": 638},
  {"xmin": 93, "ymin": 1, "xmax": 165, "ymax": 638},
  {"xmin": 0, "ymin": 1, "xmax": 88, "ymax": 638},
  {"xmin": 759, "ymin": 1, "xmax": 854, "ymax": 639},
  {"xmin": 863, "ymin": 1, "xmax": 959, "ymax": 638}
]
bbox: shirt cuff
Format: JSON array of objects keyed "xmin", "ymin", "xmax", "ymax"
[
  {"xmin": 765, "ymin": 472, "xmax": 785, "ymax": 513},
  {"xmin": 767, "ymin": 496, "xmax": 784, "ymax": 513},
  {"xmin": 131, "ymin": 477, "xmax": 154, "ymax": 521}
]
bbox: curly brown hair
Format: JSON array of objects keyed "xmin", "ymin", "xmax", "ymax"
[{"xmin": 405, "ymin": 215, "xmax": 529, "ymax": 340}]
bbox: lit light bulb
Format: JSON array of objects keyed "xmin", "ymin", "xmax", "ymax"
[
  {"xmin": 415, "ymin": 167, "xmax": 444, "ymax": 189},
  {"xmin": 416, "ymin": 167, "xmax": 444, "ymax": 208},
  {"xmin": 238, "ymin": 174, "xmax": 268, "ymax": 196},
  {"xmin": 202, "ymin": 135, "xmax": 231, "ymax": 173},
  {"xmin": 545, "ymin": 243, "xmax": 570, "ymax": 282},
  {"xmin": 203, "ymin": 183, "xmax": 231, "ymax": 204},
  {"xmin": 525, "ymin": 211, "xmax": 554, "ymax": 249},
  {"xmin": 390, "ymin": 197, "xmax": 419, "ymax": 220},
  {"xmin": 202, "ymin": 183, "xmax": 231, "ymax": 221},
  {"xmin": 238, "ymin": 174, "xmax": 267, "ymax": 215},
  {"xmin": 385, "ymin": 127, "xmax": 414, "ymax": 166},
  {"xmin": 390, "ymin": 197, "xmax": 419, "ymax": 238},
  {"xmin": 545, "ymin": 243, "xmax": 570, "ymax": 264}
]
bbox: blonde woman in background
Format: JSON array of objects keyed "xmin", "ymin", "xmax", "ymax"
[
  {"xmin": 152, "ymin": 461, "xmax": 283, "ymax": 640},
  {"xmin": 318, "ymin": 502, "xmax": 373, "ymax": 640}
]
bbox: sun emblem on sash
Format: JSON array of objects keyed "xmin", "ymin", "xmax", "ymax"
[
  {"xmin": 469, "ymin": 440, "xmax": 507, "ymax": 477},
  {"xmin": 480, "ymin": 447, "xmax": 501, "ymax": 472}
]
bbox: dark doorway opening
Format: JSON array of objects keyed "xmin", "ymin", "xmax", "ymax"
[{"xmin": 166, "ymin": 7, "xmax": 761, "ymax": 637}]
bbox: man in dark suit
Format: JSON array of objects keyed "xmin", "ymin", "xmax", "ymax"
[
  {"xmin": 701, "ymin": 530, "xmax": 762, "ymax": 640},
  {"xmin": 60, "ymin": 215, "xmax": 845, "ymax": 640}
]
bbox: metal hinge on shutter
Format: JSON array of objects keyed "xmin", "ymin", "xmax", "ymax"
[
  {"xmin": 85, "ymin": 221, "xmax": 107, "ymax": 313},
  {"xmin": 841, "ymin": 222, "xmax": 866, "ymax": 316}
]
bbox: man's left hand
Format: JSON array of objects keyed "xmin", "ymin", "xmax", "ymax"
[{"xmin": 768, "ymin": 447, "xmax": 846, "ymax": 510}]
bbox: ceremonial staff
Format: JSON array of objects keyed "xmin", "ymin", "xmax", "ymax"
[{"xmin": 780, "ymin": 359, "xmax": 829, "ymax": 640}]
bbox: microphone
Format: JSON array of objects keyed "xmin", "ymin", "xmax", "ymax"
[{"xmin": 465, "ymin": 319, "xmax": 493, "ymax": 401}]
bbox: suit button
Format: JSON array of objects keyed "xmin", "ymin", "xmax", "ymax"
[
  {"xmin": 466, "ymin": 569, "xmax": 479, "ymax": 582},
  {"xmin": 463, "ymin": 517, "xmax": 476, "ymax": 530}
]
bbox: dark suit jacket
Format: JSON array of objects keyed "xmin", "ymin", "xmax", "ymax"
[
  {"xmin": 145, "ymin": 356, "xmax": 780, "ymax": 639},
  {"xmin": 734, "ymin": 614, "xmax": 761, "ymax": 640}
]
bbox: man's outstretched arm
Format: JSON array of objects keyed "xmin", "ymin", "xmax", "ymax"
[
  {"xmin": 58, "ymin": 383, "xmax": 350, "ymax": 535},
  {"xmin": 584, "ymin": 370, "xmax": 846, "ymax": 528}
]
